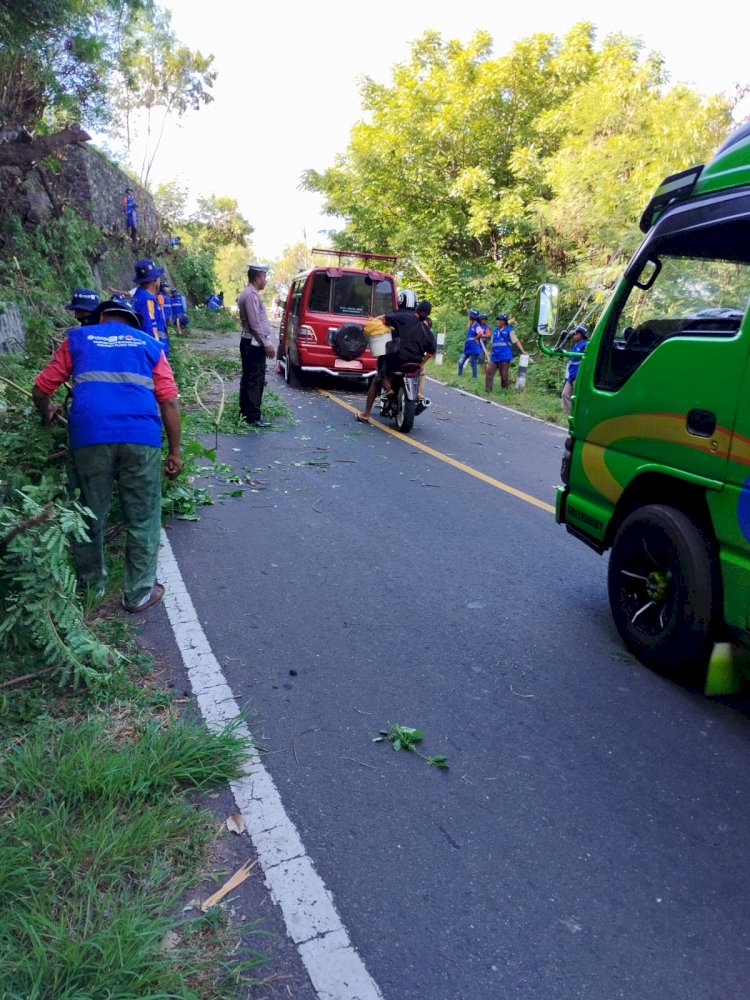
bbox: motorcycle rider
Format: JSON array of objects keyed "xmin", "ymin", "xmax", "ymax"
[{"xmin": 355, "ymin": 289, "xmax": 435, "ymax": 423}]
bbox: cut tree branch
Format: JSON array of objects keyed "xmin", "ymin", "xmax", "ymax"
[{"xmin": 0, "ymin": 123, "xmax": 91, "ymax": 168}]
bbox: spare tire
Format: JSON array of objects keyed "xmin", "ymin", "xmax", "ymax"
[{"xmin": 330, "ymin": 323, "xmax": 367, "ymax": 361}]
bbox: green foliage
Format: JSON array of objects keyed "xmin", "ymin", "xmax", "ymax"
[
  {"xmin": 0, "ymin": 207, "xmax": 102, "ymax": 346},
  {"xmin": 305, "ymin": 23, "xmax": 733, "ymax": 317},
  {"xmin": 0, "ymin": 480, "xmax": 123, "ymax": 687},
  {"xmin": 168, "ymin": 243, "xmax": 217, "ymax": 304},
  {"xmin": 111, "ymin": 5, "xmax": 216, "ymax": 184},
  {"xmin": 0, "ymin": 1, "xmax": 144, "ymax": 131},
  {"xmin": 374, "ymin": 724, "xmax": 449, "ymax": 768},
  {"xmin": 0, "ymin": 710, "xmax": 264, "ymax": 997},
  {"xmin": 191, "ymin": 194, "xmax": 253, "ymax": 249},
  {"xmin": 192, "ymin": 304, "xmax": 238, "ymax": 332}
]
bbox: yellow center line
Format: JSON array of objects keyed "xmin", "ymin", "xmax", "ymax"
[{"xmin": 319, "ymin": 389, "xmax": 556, "ymax": 514}]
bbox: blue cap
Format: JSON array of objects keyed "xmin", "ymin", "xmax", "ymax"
[
  {"xmin": 65, "ymin": 288, "xmax": 99, "ymax": 312},
  {"xmin": 496, "ymin": 313, "xmax": 508, "ymax": 321},
  {"xmin": 133, "ymin": 258, "xmax": 165, "ymax": 284}
]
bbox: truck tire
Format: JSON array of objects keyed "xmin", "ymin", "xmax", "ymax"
[
  {"xmin": 396, "ymin": 386, "xmax": 415, "ymax": 433},
  {"xmin": 607, "ymin": 504, "xmax": 717, "ymax": 680}
]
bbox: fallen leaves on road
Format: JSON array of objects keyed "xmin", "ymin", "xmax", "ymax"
[{"xmin": 201, "ymin": 859, "xmax": 257, "ymax": 911}]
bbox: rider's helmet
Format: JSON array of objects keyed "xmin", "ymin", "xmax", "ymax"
[
  {"xmin": 397, "ymin": 288, "xmax": 418, "ymax": 310},
  {"xmin": 469, "ymin": 308, "xmax": 480, "ymax": 320},
  {"xmin": 575, "ymin": 324, "xmax": 588, "ymax": 336},
  {"xmin": 495, "ymin": 313, "xmax": 508, "ymax": 323}
]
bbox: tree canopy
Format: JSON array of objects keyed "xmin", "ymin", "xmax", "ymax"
[
  {"xmin": 304, "ymin": 24, "xmax": 733, "ymax": 315},
  {"xmin": 0, "ymin": 0, "xmax": 214, "ymax": 184}
]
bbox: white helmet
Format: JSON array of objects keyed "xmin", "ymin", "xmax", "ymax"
[{"xmin": 397, "ymin": 288, "xmax": 418, "ymax": 309}]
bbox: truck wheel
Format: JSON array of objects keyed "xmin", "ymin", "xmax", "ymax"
[
  {"xmin": 396, "ymin": 386, "xmax": 415, "ymax": 433},
  {"xmin": 607, "ymin": 504, "xmax": 717, "ymax": 680}
]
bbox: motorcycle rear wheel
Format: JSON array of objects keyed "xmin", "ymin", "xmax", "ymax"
[{"xmin": 396, "ymin": 386, "xmax": 416, "ymax": 433}]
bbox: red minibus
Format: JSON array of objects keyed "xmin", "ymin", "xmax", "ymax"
[{"xmin": 277, "ymin": 249, "xmax": 397, "ymax": 385}]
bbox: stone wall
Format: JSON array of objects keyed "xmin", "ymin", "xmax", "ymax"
[
  {"xmin": 59, "ymin": 145, "xmax": 160, "ymax": 240},
  {"xmin": 0, "ymin": 136, "xmax": 159, "ymax": 240},
  {"xmin": 0, "ymin": 302, "xmax": 24, "ymax": 354}
]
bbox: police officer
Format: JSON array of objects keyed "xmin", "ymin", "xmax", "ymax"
[
  {"xmin": 65, "ymin": 288, "xmax": 100, "ymax": 326},
  {"xmin": 238, "ymin": 263, "xmax": 275, "ymax": 427},
  {"xmin": 132, "ymin": 258, "xmax": 170, "ymax": 357},
  {"xmin": 32, "ymin": 299, "xmax": 181, "ymax": 612}
]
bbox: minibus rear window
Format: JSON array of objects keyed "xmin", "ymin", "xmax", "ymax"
[{"xmin": 306, "ymin": 271, "xmax": 395, "ymax": 317}]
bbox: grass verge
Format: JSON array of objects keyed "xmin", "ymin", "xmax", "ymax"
[
  {"xmin": 0, "ymin": 326, "xmax": 286, "ymax": 997},
  {"xmin": 426, "ymin": 349, "xmax": 568, "ymax": 425}
]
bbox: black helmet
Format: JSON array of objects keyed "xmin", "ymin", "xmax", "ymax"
[
  {"xmin": 496, "ymin": 313, "xmax": 508, "ymax": 322},
  {"xmin": 468, "ymin": 308, "xmax": 480, "ymax": 320},
  {"xmin": 575, "ymin": 324, "xmax": 588, "ymax": 335},
  {"xmin": 397, "ymin": 288, "xmax": 418, "ymax": 309},
  {"xmin": 94, "ymin": 299, "xmax": 143, "ymax": 330}
]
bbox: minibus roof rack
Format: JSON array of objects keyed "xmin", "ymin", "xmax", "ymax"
[{"xmin": 311, "ymin": 248, "xmax": 398, "ymax": 266}]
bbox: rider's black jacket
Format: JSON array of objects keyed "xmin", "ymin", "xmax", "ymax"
[{"xmin": 384, "ymin": 310, "xmax": 436, "ymax": 363}]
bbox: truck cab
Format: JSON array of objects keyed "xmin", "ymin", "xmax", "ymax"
[{"xmin": 539, "ymin": 122, "xmax": 750, "ymax": 679}]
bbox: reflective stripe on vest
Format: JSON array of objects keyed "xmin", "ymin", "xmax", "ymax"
[{"xmin": 72, "ymin": 370, "xmax": 155, "ymax": 390}]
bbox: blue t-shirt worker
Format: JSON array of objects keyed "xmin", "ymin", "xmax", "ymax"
[
  {"xmin": 65, "ymin": 287, "xmax": 100, "ymax": 326},
  {"xmin": 132, "ymin": 257, "xmax": 170, "ymax": 357},
  {"xmin": 485, "ymin": 314, "xmax": 528, "ymax": 392},
  {"xmin": 32, "ymin": 299, "xmax": 181, "ymax": 612},
  {"xmin": 561, "ymin": 324, "xmax": 589, "ymax": 414}
]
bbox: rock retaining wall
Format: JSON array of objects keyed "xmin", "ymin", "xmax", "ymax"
[{"xmin": 0, "ymin": 302, "xmax": 24, "ymax": 354}]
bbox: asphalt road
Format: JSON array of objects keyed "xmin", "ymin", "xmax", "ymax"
[{"xmin": 155, "ymin": 369, "xmax": 750, "ymax": 999}]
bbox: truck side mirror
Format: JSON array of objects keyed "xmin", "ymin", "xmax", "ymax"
[{"xmin": 534, "ymin": 283, "xmax": 559, "ymax": 336}]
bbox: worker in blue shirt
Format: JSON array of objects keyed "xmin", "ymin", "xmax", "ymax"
[
  {"xmin": 65, "ymin": 288, "xmax": 100, "ymax": 326},
  {"xmin": 123, "ymin": 188, "xmax": 138, "ymax": 242},
  {"xmin": 485, "ymin": 313, "xmax": 528, "ymax": 392},
  {"xmin": 205, "ymin": 292, "xmax": 222, "ymax": 311},
  {"xmin": 458, "ymin": 309, "xmax": 485, "ymax": 378},
  {"xmin": 158, "ymin": 281, "xmax": 172, "ymax": 328},
  {"xmin": 561, "ymin": 324, "xmax": 589, "ymax": 413},
  {"xmin": 170, "ymin": 287, "xmax": 189, "ymax": 331},
  {"xmin": 131, "ymin": 258, "xmax": 169, "ymax": 357}
]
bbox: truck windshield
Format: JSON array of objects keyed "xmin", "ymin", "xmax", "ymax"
[
  {"xmin": 307, "ymin": 272, "xmax": 394, "ymax": 317},
  {"xmin": 595, "ymin": 252, "xmax": 750, "ymax": 392}
]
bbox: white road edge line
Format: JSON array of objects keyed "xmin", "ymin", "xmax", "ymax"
[
  {"xmin": 158, "ymin": 529, "xmax": 384, "ymax": 1000},
  {"xmin": 425, "ymin": 375, "xmax": 567, "ymax": 429}
]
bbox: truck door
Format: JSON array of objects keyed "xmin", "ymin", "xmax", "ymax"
[{"xmin": 573, "ymin": 208, "xmax": 750, "ymax": 518}]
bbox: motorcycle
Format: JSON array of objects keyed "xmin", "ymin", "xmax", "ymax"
[{"xmin": 378, "ymin": 363, "xmax": 430, "ymax": 433}]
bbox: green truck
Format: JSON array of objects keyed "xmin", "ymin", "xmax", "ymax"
[{"xmin": 537, "ymin": 121, "xmax": 750, "ymax": 680}]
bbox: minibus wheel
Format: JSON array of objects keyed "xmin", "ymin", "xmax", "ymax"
[
  {"xmin": 607, "ymin": 504, "xmax": 716, "ymax": 680},
  {"xmin": 284, "ymin": 349, "xmax": 304, "ymax": 387}
]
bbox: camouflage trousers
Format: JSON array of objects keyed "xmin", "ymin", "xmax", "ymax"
[{"xmin": 69, "ymin": 443, "xmax": 162, "ymax": 609}]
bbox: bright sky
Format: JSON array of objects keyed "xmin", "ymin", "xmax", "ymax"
[{"xmin": 141, "ymin": 0, "xmax": 749, "ymax": 261}]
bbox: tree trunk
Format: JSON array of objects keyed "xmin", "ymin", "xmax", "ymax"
[{"xmin": 0, "ymin": 123, "xmax": 91, "ymax": 167}]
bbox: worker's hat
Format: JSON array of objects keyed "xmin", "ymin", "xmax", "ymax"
[
  {"xmin": 65, "ymin": 288, "xmax": 99, "ymax": 312},
  {"xmin": 94, "ymin": 299, "xmax": 143, "ymax": 330},
  {"xmin": 133, "ymin": 258, "xmax": 165, "ymax": 284}
]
